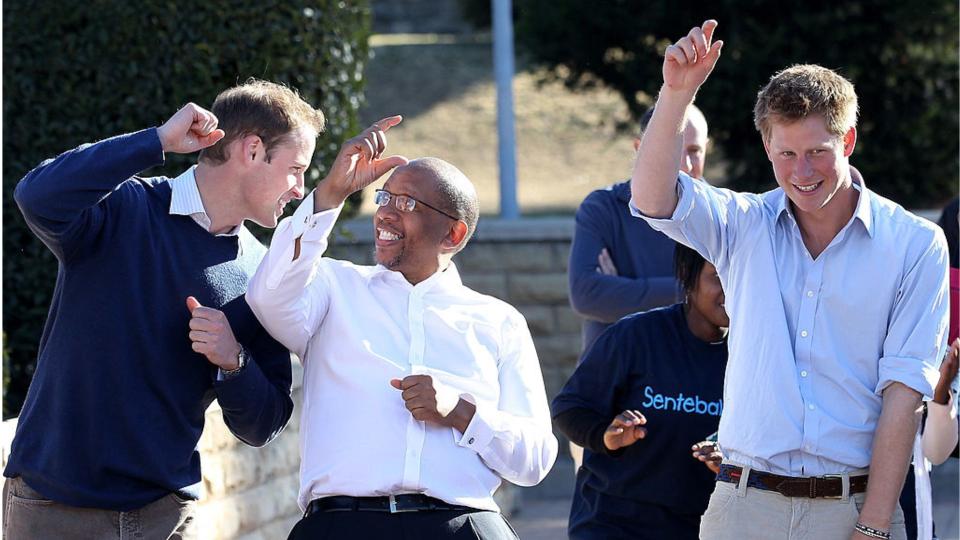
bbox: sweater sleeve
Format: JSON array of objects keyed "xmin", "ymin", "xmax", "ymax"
[
  {"xmin": 553, "ymin": 407, "xmax": 622, "ymax": 456},
  {"xmin": 13, "ymin": 128, "xmax": 165, "ymax": 262},
  {"xmin": 213, "ymin": 314, "xmax": 295, "ymax": 447},
  {"xmin": 568, "ymin": 191, "xmax": 679, "ymax": 323}
]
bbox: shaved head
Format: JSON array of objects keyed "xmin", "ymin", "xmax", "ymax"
[{"xmin": 396, "ymin": 157, "xmax": 479, "ymax": 250}]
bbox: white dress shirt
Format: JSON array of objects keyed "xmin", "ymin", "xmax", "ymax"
[
  {"xmin": 168, "ymin": 166, "xmax": 240, "ymax": 237},
  {"xmin": 632, "ymin": 173, "xmax": 949, "ymax": 476},
  {"xmin": 247, "ymin": 192, "xmax": 558, "ymax": 511}
]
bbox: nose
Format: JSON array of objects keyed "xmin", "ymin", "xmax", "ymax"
[
  {"xmin": 794, "ymin": 156, "xmax": 814, "ymax": 179},
  {"xmin": 291, "ymin": 174, "xmax": 306, "ymax": 200},
  {"xmin": 680, "ymin": 153, "xmax": 694, "ymax": 175}
]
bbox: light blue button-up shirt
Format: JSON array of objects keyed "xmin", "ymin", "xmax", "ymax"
[{"xmin": 632, "ymin": 173, "xmax": 949, "ymax": 476}]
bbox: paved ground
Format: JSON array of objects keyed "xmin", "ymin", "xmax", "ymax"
[{"xmin": 510, "ymin": 457, "xmax": 960, "ymax": 540}]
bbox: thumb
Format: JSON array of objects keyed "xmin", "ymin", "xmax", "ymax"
[
  {"xmin": 195, "ymin": 129, "xmax": 225, "ymax": 150},
  {"xmin": 186, "ymin": 296, "xmax": 202, "ymax": 313},
  {"xmin": 390, "ymin": 378, "xmax": 403, "ymax": 390},
  {"xmin": 373, "ymin": 155, "xmax": 410, "ymax": 178}
]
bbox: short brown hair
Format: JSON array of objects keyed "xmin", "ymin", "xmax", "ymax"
[
  {"xmin": 199, "ymin": 79, "xmax": 325, "ymax": 164},
  {"xmin": 753, "ymin": 64, "xmax": 858, "ymax": 141}
]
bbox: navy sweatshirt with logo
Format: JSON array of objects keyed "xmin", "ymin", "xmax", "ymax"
[
  {"xmin": 553, "ymin": 303, "xmax": 727, "ymax": 536},
  {"xmin": 5, "ymin": 128, "xmax": 293, "ymax": 511}
]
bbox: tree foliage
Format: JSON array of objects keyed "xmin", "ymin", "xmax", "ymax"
[
  {"xmin": 3, "ymin": 0, "xmax": 372, "ymax": 417},
  {"xmin": 468, "ymin": 0, "xmax": 959, "ymax": 207}
]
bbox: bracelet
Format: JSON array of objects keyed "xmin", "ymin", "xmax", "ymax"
[{"xmin": 855, "ymin": 523, "xmax": 890, "ymax": 539}]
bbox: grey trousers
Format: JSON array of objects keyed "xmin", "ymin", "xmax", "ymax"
[
  {"xmin": 3, "ymin": 476, "xmax": 197, "ymax": 540},
  {"xmin": 699, "ymin": 469, "xmax": 907, "ymax": 540}
]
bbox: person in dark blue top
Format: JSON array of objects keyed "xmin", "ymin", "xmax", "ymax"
[
  {"xmin": 553, "ymin": 243, "xmax": 729, "ymax": 540},
  {"xmin": 4, "ymin": 80, "xmax": 327, "ymax": 539},
  {"xmin": 566, "ymin": 104, "xmax": 711, "ymax": 469}
]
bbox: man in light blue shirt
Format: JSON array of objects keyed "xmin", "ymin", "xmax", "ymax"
[{"xmin": 630, "ymin": 20, "xmax": 949, "ymax": 540}]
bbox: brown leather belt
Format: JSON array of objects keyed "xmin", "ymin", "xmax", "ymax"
[{"xmin": 717, "ymin": 464, "xmax": 868, "ymax": 498}]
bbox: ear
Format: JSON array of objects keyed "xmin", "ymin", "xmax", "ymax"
[
  {"xmin": 239, "ymin": 134, "xmax": 263, "ymax": 164},
  {"xmin": 842, "ymin": 126, "xmax": 857, "ymax": 158},
  {"xmin": 442, "ymin": 220, "xmax": 469, "ymax": 252}
]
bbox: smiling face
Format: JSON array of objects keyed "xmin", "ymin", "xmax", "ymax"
[
  {"xmin": 243, "ymin": 126, "xmax": 316, "ymax": 227},
  {"xmin": 689, "ymin": 261, "xmax": 729, "ymax": 331},
  {"xmin": 764, "ymin": 115, "xmax": 857, "ymax": 223},
  {"xmin": 373, "ymin": 166, "xmax": 460, "ymax": 284}
]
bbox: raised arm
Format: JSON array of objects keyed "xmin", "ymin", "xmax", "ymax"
[
  {"xmin": 14, "ymin": 104, "xmax": 223, "ymax": 260},
  {"xmin": 247, "ymin": 117, "xmax": 408, "ymax": 357},
  {"xmin": 631, "ymin": 20, "xmax": 723, "ymax": 218}
]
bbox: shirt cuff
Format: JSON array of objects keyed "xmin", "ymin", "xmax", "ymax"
[
  {"xmin": 289, "ymin": 191, "xmax": 343, "ymax": 241},
  {"xmin": 628, "ymin": 173, "xmax": 695, "ymax": 226},
  {"xmin": 876, "ymin": 354, "xmax": 941, "ymax": 398},
  {"xmin": 455, "ymin": 404, "xmax": 498, "ymax": 453}
]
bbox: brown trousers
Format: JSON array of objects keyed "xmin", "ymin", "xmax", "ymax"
[{"xmin": 3, "ymin": 476, "xmax": 196, "ymax": 540}]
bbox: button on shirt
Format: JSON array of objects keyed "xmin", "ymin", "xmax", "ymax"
[
  {"xmin": 632, "ymin": 173, "xmax": 949, "ymax": 476},
  {"xmin": 247, "ymin": 193, "xmax": 558, "ymax": 511}
]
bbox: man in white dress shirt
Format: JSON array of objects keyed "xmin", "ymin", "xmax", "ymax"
[{"xmin": 247, "ymin": 116, "xmax": 558, "ymax": 539}]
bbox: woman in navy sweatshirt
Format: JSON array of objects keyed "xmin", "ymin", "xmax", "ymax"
[{"xmin": 553, "ymin": 243, "xmax": 729, "ymax": 540}]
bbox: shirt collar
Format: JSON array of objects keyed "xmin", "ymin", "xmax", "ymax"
[
  {"xmin": 169, "ymin": 166, "xmax": 241, "ymax": 237},
  {"xmin": 369, "ymin": 260, "xmax": 464, "ymax": 292},
  {"xmin": 773, "ymin": 177, "xmax": 874, "ymax": 238}
]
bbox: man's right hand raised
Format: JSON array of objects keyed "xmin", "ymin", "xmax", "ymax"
[
  {"xmin": 663, "ymin": 20, "xmax": 723, "ymax": 95},
  {"xmin": 314, "ymin": 116, "xmax": 409, "ymax": 211},
  {"xmin": 157, "ymin": 103, "xmax": 225, "ymax": 154}
]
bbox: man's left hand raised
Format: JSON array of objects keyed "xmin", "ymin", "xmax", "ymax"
[{"xmin": 391, "ymin": 374, "xmax": 476, "ymax": 432}]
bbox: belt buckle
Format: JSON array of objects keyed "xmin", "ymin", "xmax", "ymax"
[
  {"xmin": 388, "ymin": 494, "xmax": 416, "ymax": 513},
  {"xmin": 819, "ymin": 475, "xmax": 844, "ymax": 499}
]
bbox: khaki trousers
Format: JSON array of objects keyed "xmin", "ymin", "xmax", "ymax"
[
  {"xmin": 699, "ymin": 468, "xmax": 906, "ymax": 540},
  {"xmin": 3, "ymin": 476, "xmax": 197, "ymax": 540}
]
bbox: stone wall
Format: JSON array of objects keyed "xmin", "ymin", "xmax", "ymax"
[{"xmin": 0, "ymin": 216, "xmax": 577, "ymax": 538}]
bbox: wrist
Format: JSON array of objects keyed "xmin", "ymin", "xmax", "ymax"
[
  {"xmin": 447, "ymin": 398, "xmax": 476, "ymax": 433},
  {"xmin": 156, "ymin": 126, "xmax": 172, "ymax": 153},
  {"xmin": 220, "ymin": 346, "xmax": 244, "ymax": 373},
  {"xmin": 932, "ymin": 388, "xmax": 951, "ymax": 405},
  {"xmin": 657, "ymin": 84, "xmax": 698, "ymax": 106},
  {"xmin": 314, "ymin": 181, "xmax": 348, "ymax": 212}
]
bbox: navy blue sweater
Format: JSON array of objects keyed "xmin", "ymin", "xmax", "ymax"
[
  {"xmin": 5, "ymin": 129, "xmax": 294, "ymax": 511},
  {"xmin": 553, "ymin": 304, "xmax": 727, "ymax": 537},
  {"xmin": 568, "ymin": 181, "xmax": 682, "ymax": 355}
]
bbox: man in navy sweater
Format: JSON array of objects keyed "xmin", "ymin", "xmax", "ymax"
[{"xmin": 4, "ymin": 80, "xmax": 324, "ymax": 538}]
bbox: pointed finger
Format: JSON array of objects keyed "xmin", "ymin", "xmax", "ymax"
[
  {"xmin": 702, "ymin": 19, "xmax": 718, "ymax": 45},
  {"xmin": 374, "ymin": 115, "xmax": 403, "ymax": 132}
]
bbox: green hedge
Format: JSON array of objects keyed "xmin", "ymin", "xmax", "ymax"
[
  {"xmin": 464, "ymin": 0, "xmax": 959, "ymax": 208},
  {"xmin": 3, "ymin": 1, "xmax": 371, "ymax": 417}
]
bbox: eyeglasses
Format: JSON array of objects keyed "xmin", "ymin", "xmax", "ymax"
[{"xmin": 374, "ymin": 189, "xmax": 460, "ymax": 221}]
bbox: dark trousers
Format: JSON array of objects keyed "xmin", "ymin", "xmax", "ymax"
[{"xmin": 288, "ymin": 508, "xmax": 520, "ymax": 540}]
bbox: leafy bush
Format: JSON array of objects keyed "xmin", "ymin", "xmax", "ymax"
[
  {"xmin": 465, "ymin": 0, "xmax": 959, "ymax": 207},
  {"xmin": 3, "ymin": 1, "xmax": 371, "ymax": 417}
]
